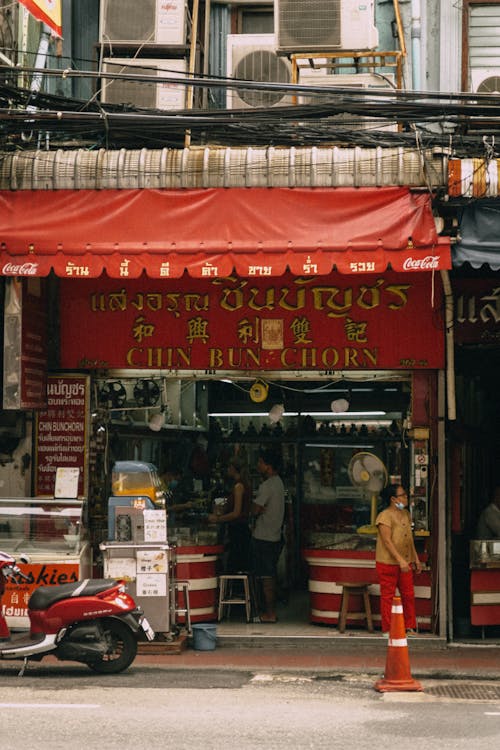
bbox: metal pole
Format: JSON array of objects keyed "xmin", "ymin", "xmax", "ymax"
[{"xmin": 185, "ymin": 0, "xmax": 200, "ymax": 148}]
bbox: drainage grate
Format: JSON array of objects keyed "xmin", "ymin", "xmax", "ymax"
[{"xmin": 426, "ymin": 683, "xmax": 500, "ymax": 700}]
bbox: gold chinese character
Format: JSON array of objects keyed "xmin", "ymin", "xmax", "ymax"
[
  {"xmin": 290, "ymin": 316, "xmax": 312, "ymax": 344},
  {"xmin": 187, "ymin": 316, "xmax": 209, "ymax": 343},
  {"xmin": 344, "ymin": 317, "xmax": 368, "ymax": 343},
  {"xmin": 237, "ymin": 318, "xmax": 259, "ymax": 345},
  {"xmin": 132, "ymin": 316, "xmax": 155, "ymax": 343}
]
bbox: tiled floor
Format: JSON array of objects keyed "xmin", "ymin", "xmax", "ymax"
[{"xmin": 216, "ymin": 589, "xmax": 384, "ymax": 641}]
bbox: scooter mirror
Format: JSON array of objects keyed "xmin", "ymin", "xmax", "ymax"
[{"xmin": 18, "ymin": 553, "xmax": 31, "ymax": 565}]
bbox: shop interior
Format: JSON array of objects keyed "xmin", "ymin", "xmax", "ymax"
[{"xmin": 89, "ymin": 372, "xmax": 415, "ymax": 629}]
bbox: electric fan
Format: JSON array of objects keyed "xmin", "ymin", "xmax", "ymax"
[
  {"xmin": 98, "ymin": 381, "xmax": 127, "ymax": 409},
  {"xmin": 133, "ymin": 379, "xmax": 160, "ymax": 407},
  {"xmin": 347, "ymin": 452, "xmax": 388, "ymax": 535}
]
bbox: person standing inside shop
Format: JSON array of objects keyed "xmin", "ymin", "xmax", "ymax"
[
  {"xmin": 251, "ymin": 448, "xmax": 285, "ymax": 623},
  {"xmin": 208, "ymin": 456, "xmax": 252, "ymax": 572},
  {"xmin": 160, "ymin": 467, "xmax": 193, "ymax": 523},
  {"xmin": 476, "ymin": 486, "xmax": 500, "ymax": 538},
  {"xmin": 375, "ymin": 483, "xmax": 422, "ymax": 635}
]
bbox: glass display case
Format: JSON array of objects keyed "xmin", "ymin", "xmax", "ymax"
[
  {"xmin": 301, "ymin": 439, "xmax": 404, "ymax": 550},
  {"xmin": 0, "ymin": 497, "xmax": 89, "ymax": 560}
]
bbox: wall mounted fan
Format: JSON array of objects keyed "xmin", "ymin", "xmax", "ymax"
[
  {"xmin": 348, "ymin": 452, "xmax": 388, "ymax": 535},
  {"xmin": 98, "ymin": 381, "xmax": 127, "ymax": 409},
  {"xmin": 133, "ymin": 379, "xmax": 160, "ymax": 408}
]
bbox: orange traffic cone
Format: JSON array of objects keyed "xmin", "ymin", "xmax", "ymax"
[{"xmin": 374, "ymin": 596, "xmax": 423, "ymax": 692}]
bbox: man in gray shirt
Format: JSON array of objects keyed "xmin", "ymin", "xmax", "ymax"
[{"xmin": 251, "ymin": 448, "xmax": 285, "ymax": 623}]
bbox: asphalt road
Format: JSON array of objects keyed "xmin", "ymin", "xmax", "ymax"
[{"xmin": 0, "ymin": 664, "xmax": 499, "ymax": 750}]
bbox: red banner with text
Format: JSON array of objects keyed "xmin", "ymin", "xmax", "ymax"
[{"xmin": 59, "ymin": 272, "xmax": 445, "ymax": 371}]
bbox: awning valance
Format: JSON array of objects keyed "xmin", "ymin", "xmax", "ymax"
[
  {"xmin": 0, "ymin": 187, "xmax": 450, "ymax": 278},
  {"xmin": 453, "ymin": 201, "xmax": 500, "ymax": 270}
]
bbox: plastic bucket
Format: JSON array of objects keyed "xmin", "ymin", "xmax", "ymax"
[{"xmin": 191, "ymin": 622, "xmax": 217, "ymax": 651}]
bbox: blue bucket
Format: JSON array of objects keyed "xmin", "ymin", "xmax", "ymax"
[{"xmin": 192, "ymin": 623, "xmax": 217, "ymax": 651}]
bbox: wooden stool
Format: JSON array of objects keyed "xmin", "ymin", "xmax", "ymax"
[
  {"xmin": 218, "ymin": 574, "xmax": 252, "ymax": 622},
  {"xmin": 337, "ymin": 582, "xmax": 374, "ymax": 633}
]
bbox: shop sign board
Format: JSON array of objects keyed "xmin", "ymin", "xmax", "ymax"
[
  {"xmin": 59, "ymin": 271, "xmax": 445, "ymax": 371},
  {"xmin": 3, "ymin": 562, "xmax": 79, "ymax": 628},
  {"xmin": 453, "ymin": 279, "xmax": 500, "ymax": 345},
  {"xmin": 34, "ymin": 375, "xmax": 90, "ymax": 497}
]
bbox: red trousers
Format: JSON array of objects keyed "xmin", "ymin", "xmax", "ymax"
[{"xmin": 376, "ymin": 561, "xmax": 417, "ymax": 632}]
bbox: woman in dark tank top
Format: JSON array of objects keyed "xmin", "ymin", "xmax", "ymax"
[{"xmin": 208, "ymin": 456, "xmax": 252, "ymax": 572}]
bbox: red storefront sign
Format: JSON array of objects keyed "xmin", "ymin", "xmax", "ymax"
[
  {"xmin": 0, "ymin": 187, "xmax": 451, "ymax": 278},
  {"xmin": 60, "ymin": 271, "xmax": 445, "ymax": 371},
  {"xmin": 34, "ymin": 375, "xmax": 89, "ymax": 497},
  {"xmin": 453, "ymin": 279, "xmax": 500, "ymax": 345}
]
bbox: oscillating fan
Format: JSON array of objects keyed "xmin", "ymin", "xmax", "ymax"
[{"xmin": 348, "ymin": 452, "xmax": 388, "ymax": 535}]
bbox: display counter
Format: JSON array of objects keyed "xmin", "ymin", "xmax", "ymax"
[
  {"xmin": 172, "ymin": 544, "xmax": 224, "ymax": 623},
  {"xmin": 0, "ymin": 497, "xmax": 92, "ymax": 628},
  {"xmin": 303, "ymin": 536, "xmax": 432, "ymax": 631},
  {"xmin": 470, "ymin": 540, "xmax": 500, "ymax": 627}
]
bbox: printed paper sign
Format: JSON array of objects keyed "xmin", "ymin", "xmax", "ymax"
[
  {"xmin": 105, "ymin": 557, "xmax": 137, "ymax": 580},
  {"xmin": 136, "ymin": 550, "xmax": 168, "ymax": 574},
  {"xmin": 136, "ymin": 573, "xmax": 167, "ymax": 598},
  {"xmin": 143, "ymin": 510, "xmax": 167, "ymax": 542}
]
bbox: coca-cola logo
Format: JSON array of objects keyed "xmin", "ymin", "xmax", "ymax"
[
  {"xmin": 402, "ymin": 255, "xmax": 440, "ymax": 271},
  {"xmin": 2, "ymin": 262, "xmax": 39, "ymax": 276}
]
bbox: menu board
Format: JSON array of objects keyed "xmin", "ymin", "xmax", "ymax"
[{"xmin": 35, "ymin": 374, "xmax": 89, "ymax": 497}]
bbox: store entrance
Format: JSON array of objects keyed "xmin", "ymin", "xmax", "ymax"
[
  {"xmin": 206, "ymin": 376, "xmax": 412, "ymax": 628},
  {"xmin": 451, "ymin": 349, "xmax": 500, "ymax": 640},
  {"xmin": 91, "ymin": 374, "xmax": 416, "ymax": 633}
]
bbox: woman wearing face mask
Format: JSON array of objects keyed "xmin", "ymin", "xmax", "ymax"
[
  {"xmin": 160, "ymin": 468, "xmax": 193, "ymax": 522},
  {"xmin": 375, "ymin": 483, "xmax": 422, "ymax": 636}
]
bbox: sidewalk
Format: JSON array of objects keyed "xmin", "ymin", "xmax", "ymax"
[{"xmin": 137, "ymin": 633, "xmax": 500, "ymax": 681}]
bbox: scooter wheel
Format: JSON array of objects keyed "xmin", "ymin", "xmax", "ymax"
[{"xmin": 87, "ymin": 619, "xmax": 137, "ymax": 674}]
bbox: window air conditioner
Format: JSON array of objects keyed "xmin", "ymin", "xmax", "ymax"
[
  {"xmin": 297, "ymin": 72, "xmax": 397, "ymax": 132},
  {"xmin": 100, "ymin": 0, "xmax": 186, "ymax": 46},
  {"xmin": 275, "ymin": 0, "xmax": 379, "ymax": 53},
  {"xmin": 470, "ymin": 68, "xmax": 500, "ymax": 93},
  {"xmin": 101, "ymin": 59, "xmax": 187, "ymax": 110},
  {"xmin": 227, "ymin": 34, "xmax": 292, "ymax": 109}
]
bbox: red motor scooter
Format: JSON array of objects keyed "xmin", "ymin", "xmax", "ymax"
[{"xmin": 0, "ymin": 550, "xmax": 155, "ymax": 675}]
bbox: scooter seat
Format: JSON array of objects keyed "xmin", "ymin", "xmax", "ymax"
[{"xmin": 29, "ymin": 579, "xmax": 119, "ymax": 611}]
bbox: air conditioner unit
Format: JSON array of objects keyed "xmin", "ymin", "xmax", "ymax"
[
  {"xmin": 297, "ymin": 72, "xmax": 397, "ymax": 131},
  {"xmin": 101, "ymin": 59, "xmax": 187, "ymax": 110},
  {"xmin": 227, "ymin": 34, "xmax": 292, "ymax": 109},
  {"xmin": 275, "ymin": 0, "xmax": 379, "ymax": 53},
  {"xmin": 100, "ymin": 0, "xmax": 186, "ymax": 46},
  {"xmin": 470, "ymin": 68, "xmax": 500, "ymax": 93}
]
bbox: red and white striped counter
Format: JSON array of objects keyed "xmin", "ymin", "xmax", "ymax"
[
  {"xmin": 470, "ymin": 568, "xmax": 500, "ymax": 627},
  {"xmin": 303, "ymin": 548, "xmax": 433, "ymax": 632},
  {"xmin": 174, "ymin": 545, "xmax": 224, "ymax": 623}
]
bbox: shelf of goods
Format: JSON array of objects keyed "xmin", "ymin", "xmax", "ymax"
[{"xmin": 303, "ymin": 547, "xmax": 432, "ymax": 632}]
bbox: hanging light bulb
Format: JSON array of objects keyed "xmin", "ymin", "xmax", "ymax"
[
  {"xmin": 268, "ymin": 404, "xmax": 285, "ymax": 424},
  {"xmin": 331, "ymin": 397, "xmax": 350, "ymax": 414},
  {"xmin": 148, "ymin": 410, "xmax": 166, "ymax": 432}
]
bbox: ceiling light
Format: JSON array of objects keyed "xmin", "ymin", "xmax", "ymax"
[
  {"xmin": 268, "ymin": 404, "xmax": 285, "ymax": 424},
  {"xmin": 331, "ymin": 398, "xmax": 350, "ymax": 413}
]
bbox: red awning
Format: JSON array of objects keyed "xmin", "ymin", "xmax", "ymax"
[{"xmin": 0, "ymin": 187, "xmax": 450, "ymax": 278}]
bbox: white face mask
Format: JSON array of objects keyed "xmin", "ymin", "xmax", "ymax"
[{"xmin": 394, "ymin": 501, "xmax": 405, "ymax": 510}]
